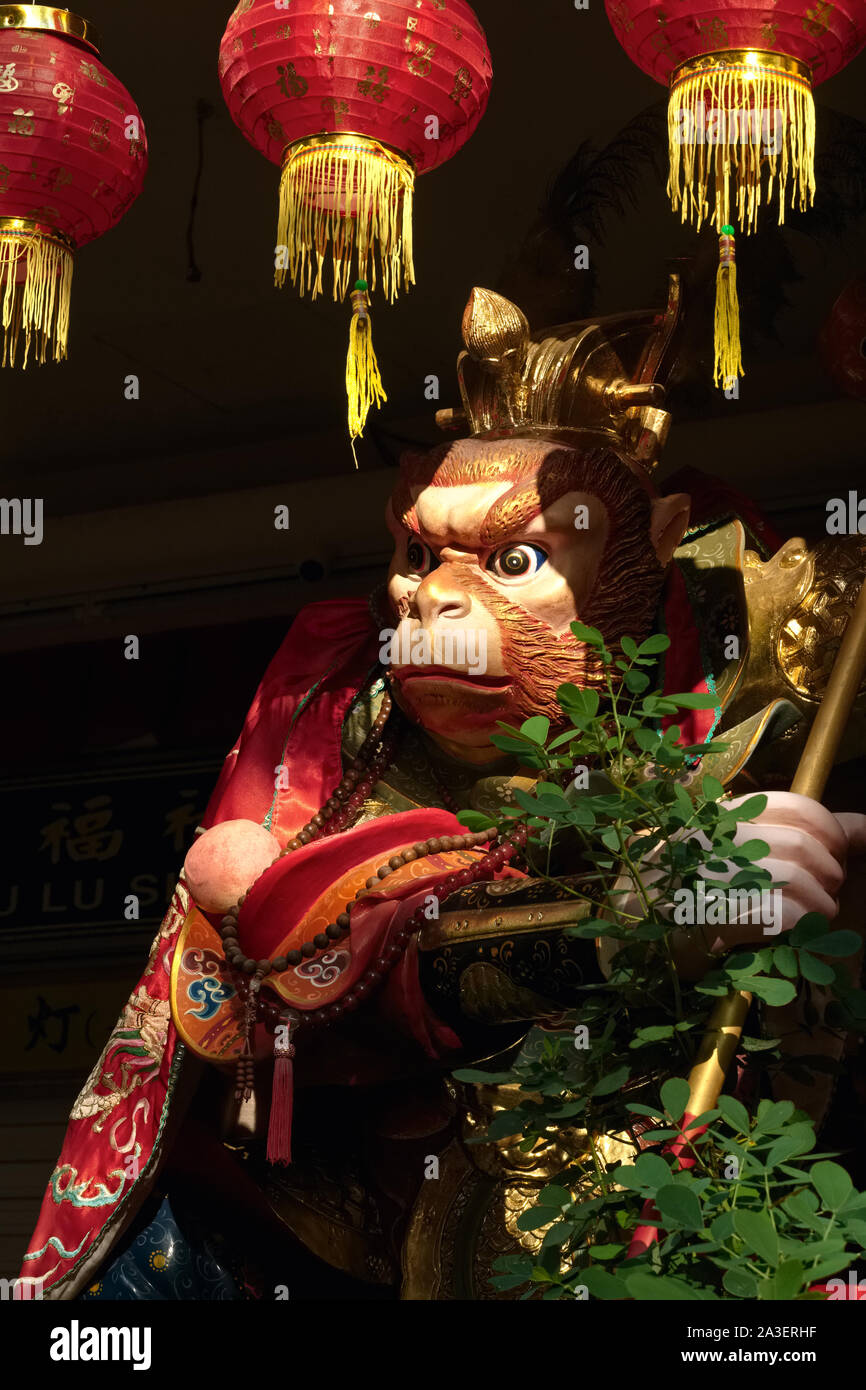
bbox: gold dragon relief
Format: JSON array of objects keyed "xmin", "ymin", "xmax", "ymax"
[{"xmin": 733, "ymin": 531, "xmax": 866, "ymax": 772}]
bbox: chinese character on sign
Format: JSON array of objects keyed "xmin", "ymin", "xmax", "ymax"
[
  {"xmin": 25, "ymin": 996, "xmax": 81, "ymax": 1053},
  {"xmin": 164, "ymin": 790, "xmax": 204, "ymax": 855},
  {"xmin": 39, "ymin": 794, "xmax": 124, "ymax": 865},
  {"xmin": 0, "ymin": 63, "xmax": 19, "ymax": 92}
]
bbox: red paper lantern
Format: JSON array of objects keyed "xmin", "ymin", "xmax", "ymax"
[
  {"xmin": 0, "ymin": 5, "xmax": 147, "ymax": 366},
  {"xmin": 219, "ymin": 0, "xmax": 492, "ymax": 445},
  {"xmin": 605, "ymin": 0, "xmax": 866, "ymax": 385},
  {"xmin": 819, "ymin": 273, "xmax": 866, "ymax": 400}
]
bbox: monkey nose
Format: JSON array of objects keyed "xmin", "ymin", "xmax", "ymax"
[{"xmin": 415, "ymin": 571, "xmax": 472, "ymax": 624}]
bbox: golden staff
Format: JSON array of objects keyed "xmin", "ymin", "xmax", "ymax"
[
  {"xmin": 627, "ymin": 571, "xmax": 866, "ymax": 1257},
  {"xmin": 690, "ymin": 569, "xmax": 866, "ymax": 1118}
]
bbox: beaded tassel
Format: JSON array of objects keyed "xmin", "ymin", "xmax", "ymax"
[
  {"xmin": 347, "ymin": 278, "xmax": 386, "ymax": 460},
  {"xmin": 714, "ymin": 225, "xmax": 743, "ymax": 390},
  {"xmin": 267, "ymin": 1012, "xmax": 297, "ymax": 1166}
]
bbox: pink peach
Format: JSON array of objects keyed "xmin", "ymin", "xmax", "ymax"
[{"xmin": 183, "ymin": 819, "xmax": 282, "ymax": 914}]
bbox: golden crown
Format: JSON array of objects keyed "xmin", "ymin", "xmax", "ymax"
[{"xmin": 436, "ymin": 273, "xmax": 683, "ymax": 475}]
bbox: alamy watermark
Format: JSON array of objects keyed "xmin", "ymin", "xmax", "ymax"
[
  {"xmin": 673, "ymin": 105, "xmax": 784, "ymax": 156},
  {"xmin": 672, "ymin": 880, "xmax": 782, "ymax": 935},
  {"xmin": 0, "ymin": 496, "xmax": 42, "ymax": 545},
  {"xmin": 379, "ymin": 626, "xmax": 488, "ymax": 675}
]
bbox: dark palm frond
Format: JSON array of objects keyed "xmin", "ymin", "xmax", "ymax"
[
  {"xmin": 795, "ymin": 106, "xmax": 866, "ymax": 242},
  {"xmin": 549, "ymin": 102, "xmax": 668, "ymax": 244},
  {"xmin": 496, "ymin": 101, "xmax": 668, "ymax": 325}
]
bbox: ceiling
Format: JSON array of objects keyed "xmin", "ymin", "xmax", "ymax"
[{"xmin": 0, "ymin": 0, "xmax": 863, "ymax": 523}]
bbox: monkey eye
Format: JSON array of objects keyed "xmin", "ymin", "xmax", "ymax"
[
  {"xmin": 406, "ymin": 535, "xmax": 437, "ymax": 577},
  {"xmin": 487, "ymin": 543, "xmax": 548, "ymax": 582}
]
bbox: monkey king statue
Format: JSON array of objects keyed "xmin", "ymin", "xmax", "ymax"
[{"xmin": 21, "ymin": 276, "xmax": 866, "ymax": 1300}]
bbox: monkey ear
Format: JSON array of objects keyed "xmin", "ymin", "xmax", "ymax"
[{"xmin": 649, "ymin": 492, "xmax": 691, "ymax": 567}]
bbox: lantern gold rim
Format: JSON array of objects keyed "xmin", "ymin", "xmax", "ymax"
[
  {"xmin": 0, "ymin": 5, "xmax": 100, "ymax": 54},
  {"xmin": 671, "ymin": 49, "xmax": 812, "ymax": 90},
  {"xmin": 282, "ymin": 131, "xmax": 417, "ymax": 180},
  {"xmin": 0, "ymin": 215, "xmax": 74, "ymax": 250}
]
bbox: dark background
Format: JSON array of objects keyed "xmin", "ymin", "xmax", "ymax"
[{"xmin": 1, "ymin": 0, "xmax": 865, "ymax": 1277}]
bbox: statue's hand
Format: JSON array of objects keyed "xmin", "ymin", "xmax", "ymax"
[{"xmin": 609, "ymin": 792, "xmax": 866, "ymax": 980}]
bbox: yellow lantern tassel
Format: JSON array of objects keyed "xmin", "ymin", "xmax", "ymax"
[
  {"xmin": 0, "ymin": 223, "xmax": 73, "ymax": 367},
  {"xmin": 346, "ymin": 279, "xmax": 386, "ymax": 464},
  {"xmin": 714, "ymin": 226, "xmax": 743, "ymax": 390},
  {"xmin": 278, "ymin": 134, "xmax": 415, "ymax": 304}
]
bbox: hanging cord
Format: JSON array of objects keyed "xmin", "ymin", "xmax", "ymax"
[{"xmin": 186, "ymin": 99, "xmax": 215, "ymax": 283}]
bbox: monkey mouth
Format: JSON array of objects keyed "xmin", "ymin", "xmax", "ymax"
[{"xmin": 392, "ymin": 665, "xmax": 512, "ymax": 694}]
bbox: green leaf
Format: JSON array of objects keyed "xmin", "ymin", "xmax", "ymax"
[
  {"xmin": 633, "ymin": 728, "xmax": 660, "ymax": 752},
  {"xmin": 811, "ymin": 1161, "xmax": 853, "ymax": 1210},
  {"xmin": 655, "ymin": 1184, "xmax": 704, "ymax": 1232},
  {"xmin": 637, "ymin": 634, "xmax": 671, "ymax": 656},
  {"xmin": 451, "ymin": 1067, "xmax": 517, "ymax": 1084},
  {"xmin": 741, "ymin": 1034, "xmax": 782, "ymax": 1052},
  {"xmin": 558, "ymin": 683, "xmax": 601, "ymax": 719},
  {"xmin": 614, "ymin": 1153, "xmax": 672, "ymax": 1192},
  {"xmin": 761, "ymin": 1260, "xmax": 805, "ymax": 1301},
  {"xmin": 805, "ymin": 1252, "xmax": 857, "ymax": 1282},
  {"xmin": 723, "ymin": 1266, "xmax": 759, "ymax": 1298},
  {"xmin": 667, "ymin": 692, "xmax": 721, "ymax": 710},
  {"xmin": 733, "ymin": 838, "xmax": 771, "ymax": 863},
  {"xmin": 592, "ymin": 1065, "xmax": 630, "ymax": 1097},
  {"xmin": 742, "ymin": 976, "xmax": 797, "ymax": 1007},
  {"xmin": 538, "ymin": 1184, "xmax": 572, "ymax": 1208},
  {"xmin": 455, "ymin": 809, "xmax": 496, "ymax": 832},
  {"xmin": 702, "ymin": 775, "xmax": 725, "ymax": 802},
  {"xmin": 621, "ymin": 635, "xmax": 639, "ymax": 660},
  {"xmin": 711, "ymin": 1210, "xmax": 736, "ymax": 1244},
  {"xmin": 730, "ymin": 794, "xmax": 768, "ymax": 821},
  {"xmin": 514, "ymin": 1207, "xmax": 561, "ymax": 1233},
  {"xmin": 734, "ymin": 1209, "xmax": 779, "ymax": 1266},
  {"xmin": 540, "ymin": 1222, "xmax": 573, "ymax": 1250},
  {"xmin": 766, "ymin": 1126, "xmax": 816, "ymax": 1167},
  {"xmin": 570, "ymin": 621, "xmax": 604, "ymax": 647},
  {"xmin": 773, "ymin": 945, "xmax": 799, "ymax": 979},
  {"xmin": 754, "ymin": 1097, "xmax": 795, "ymax": 1130},
  {"xmin": 806, "ymin": 931, "xmax": 862, "ymax": 958},
  {"xmin": 717, "ymin": 1095, "xmax": 752, "ymax": 1135},
  {"xmin": 490, "ymin": 735, "xmax": 541, "ymax": 755},
  {"xmin": 625, "ymin": 1272, "xmax": 707, "ymax": 1301},
  {"xmin": 798, "ymin": 952, "xmax": 837, "ymax": 986},
  {"xmin": 784, "ymin": 1189, "xmax": 819, "ymax": 1223},
  {"xmin": 520, "ymin": 715, "xmax": 550, "ymax": 746},
  {"xmin": 624, "ymin": 669, "xmax": 650, "ymax": 694},
  {"xmin": 630, "ymin": 1025, "xmax": 675, "ymax": 1047},
  {"xmin": 789, "ymin": 913, "xmax": 833, "ymax": 947},
  {"xmin": 580, "ymin": 1267, "xmax": 629, "ymax": 1300},
  {"xmin": 661, "ymin": 1076, "xmax": 691, "ymax": 1122}
]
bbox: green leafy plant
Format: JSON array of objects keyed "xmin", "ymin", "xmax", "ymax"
[{"xmin": 453, "ymin": 622, "xmax": 866, "ymax": 1300}]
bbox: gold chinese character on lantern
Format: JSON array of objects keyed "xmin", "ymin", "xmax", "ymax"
[
  {"xmin": 88, "ymin": 118, "xmax": 110, "ymax": 152},
  {"xmin": 803, "ymin": 0, "xmax": 834, "ymax": 36},
  {"xmin": 9, "ymin": 109, "xmax": 35, "ymax": 136},
  {"xmin": 358, "ymin": 65, "xmax": 390, "ymax": 101},
  {"xmin": 449, "ymin": 67, "xmax": 473, "ymax": 103},
  {"xmin": 52, "ymin": 81, "xmax": 74, "ymax": 115},
  {"xmin": 276, "ymin": 62, "xmax": 308, "ymax": 99}
]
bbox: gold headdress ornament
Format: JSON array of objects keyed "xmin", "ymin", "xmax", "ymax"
[{"xmin": 436, "ymin": 273, "xmax": 684, "ymax": 478}]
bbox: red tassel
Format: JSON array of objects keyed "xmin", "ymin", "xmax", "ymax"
[{"xmin": 267, "ymin": 1015, "xmax": 296, "ymax": 1166}]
